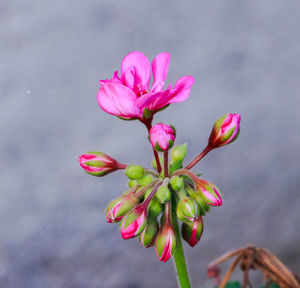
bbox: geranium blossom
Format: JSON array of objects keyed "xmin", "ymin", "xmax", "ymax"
[{"xmin": 97, "ymin": 51, "xmax": 194, "ymax": 120}]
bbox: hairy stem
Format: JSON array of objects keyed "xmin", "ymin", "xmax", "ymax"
[
  {"xmin": 185, "ymin": 145, "xmax": 212, "ymax": 170},
  {"xmin": 144, "ymin": 119, "xmax": 162, "ymax": 173},
  {"xmin": 164, "ymin": 151, "xmax": 169, "ymax": 178},
  {"xmin": 171, "ymin": 194, "xmax": 191, "ymax": 288}
]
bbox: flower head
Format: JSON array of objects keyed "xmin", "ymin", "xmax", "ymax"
[
  {"xmin": 149, "ymin": 123, "xmax": 176, "ymax": 152},
  {"xmin": 209, "ymin": 113, "xmax": 241, "ymax": 148},
  {"xmin": 97, "ymin": 51, "xmax": 194, "ymax": 120}
]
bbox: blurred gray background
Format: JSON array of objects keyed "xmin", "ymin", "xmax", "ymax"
[{"xmin": 1, "ymin": 1, "xmax": 300, "ymax": 287}]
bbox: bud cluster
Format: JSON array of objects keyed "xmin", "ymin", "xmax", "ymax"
[{"xmin": 77, "ymin": 50, "xmax": 241, "ymax": 264}]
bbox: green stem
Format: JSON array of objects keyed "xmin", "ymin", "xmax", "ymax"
[{"xmin": 171, "ymin": 195, "xmax": 191, "ymax": 288}]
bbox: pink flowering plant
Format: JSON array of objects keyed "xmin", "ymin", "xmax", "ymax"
[{"xmin": 78, "ymin": 51, "xmax": 241, "ymax": 287}]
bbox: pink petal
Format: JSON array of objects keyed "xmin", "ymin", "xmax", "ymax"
[
  {"xmin": 137, "ymin": 86, "xmax": 171, "ymax": 112},
  {"xmin": 168, "ymin": 75, "xmax": 195, "ymax": 103},
  {"xmin": 151, "ymin": 52, "xmax": 171, "ymax": 93},
  {"xmin": 97, "ymin": 82, "xmax": 142, "ymax": 119},
  {"xmin": 121, "ymin": 51, "xmax": 151, "ymax": 92}
]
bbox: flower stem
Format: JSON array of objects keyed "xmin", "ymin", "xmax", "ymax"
[
  {"xmin": 143, "ymin": 119, "xmax": 162, "ymax": 173},
  {"xmin": 171, "ymin": 195, "xmax": 191, "ymax": 288},
  {"xmin": 164, "ymin": 151, "xmax": 169, "ymax": 178},
  {"xmin": 185, "ymin": 145, "xmax": 212, "ymax": 170}
]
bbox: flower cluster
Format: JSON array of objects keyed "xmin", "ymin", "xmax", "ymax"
[{"xmin": 78, "ymin": 51, "xmax": 241, "ymax": 263}]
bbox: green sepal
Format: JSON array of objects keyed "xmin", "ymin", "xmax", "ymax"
[
  {"xmin": 154, "ymin": 142, "xmax": 164, "ymax": 152},
  {"xmin": 117, "ymin": 116, "xmax": 137, "ymax": 121},
  {"xmin": 142, "ymin": 108, "xmax": 153, "ymax": 119},
  {"xmin": 220, "ymin": 126, "xmax": 235, "ymax": 143}
]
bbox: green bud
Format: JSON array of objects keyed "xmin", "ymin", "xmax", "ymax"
[
  {"xmin": 125, "ymin": 165, "xmax": 145, "ymax": 180},
  {"xmin": 171, "ymin": 144, "xmax": 187, "ymax": 163},
  {"xmin": 139, "ymin": 219, "xmax": 159, "ymax": 248},
  {"xmin": 156, "ymin": 185, "xmax": 171, "ymax": 203},
  {"xmin": 176, "ymin": 197, "xmax": 200, "ymax": 223},
  {"xmin": 152, "ymin": 156, "xmax": 163, "ymax": 170},
  {"xmin": 128, "ymin": 179, "xmax": 138, "ymax": 188},
  {"xmin": 170, "ymin": 176, "xmax": 184, "ymax": 191},
  {"xmin": 137, "ymin": 174, "xmax": 153, "ymax": 186},
  {"xmin": 148, "ymin": 198, "xmax": 162, "ymax": 218}
]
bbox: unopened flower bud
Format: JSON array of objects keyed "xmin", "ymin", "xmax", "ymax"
[
  {"xmin": 105, "ymin": 195, "xmax": 138, "ymax": 223},
  {"xmin": 196, "ymin": 179, "xmax": 223, "ymax": 206},
  {"xmin": 139, "ymin": 219, "xmax": 159, "ymax": 248},
  {"xmin": 148, "ymin": 198, "xmax": 162, "ymax": 218},
  {"xmin": 181, "ymin": 216, "xmax": 204, "ymax": 247},
  {"xmin": 125, "ymin": 165, "xmax": 145, "ymax": 180},
  {"xmin": 156, "ymin": 185, "xmax": 171, "ymax": 203},
  {"xmin": 170, "ymin": 176, "xmax": 184, "ymax": 191},
  {"xmin": 78, "ymin": 151, "xmax": 121, "ymax": 177},
  {"xmin": 120, "ymin": 205, "xmax": 147, "ymax": 239},
  {"xmin": 149, "ymin": 123, "xmax": 176, "ymax": 152},
  {"xmin": 155, "ymin": 223, "xmax": 177, "ymax": 262},
  {"xmin": 152, "ymin": 155, "xmax": 163, "ymax": 170},
  {"xmin": 171, "ymin": 144, "xmax": 187, "ymax": 163},
  {"xmin": 176, "ymin": 197, "xmax": 199, "ymax": 223},
  {"xmin": 137, "ymin": 174, "xmax": 153, "ymax": 186},
  {"xmin": 209, "ymin": 113, "xmax": 241, "ymax": 148},
  {"xmin": 128, "ymin": 179, "xmax": 138, "ymax": 188},
  {"xmin": 186, "ymin": 186, "xmax": 210, "ymax": 215}
]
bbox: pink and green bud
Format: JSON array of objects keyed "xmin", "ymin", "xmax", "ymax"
[
  {"xmin": 196, "ymin": 179, "xmax": 223, "ymax": 206},
  {"xmin": 209, "ymin": 113, "xmax": 241, "ymax": 148},
  {"xmin": 149, "ymin": 123, "xmax": 176, "ymax": 152},
  {"xmin": 176, "ymin": 197, "xmax": 200, "ymax": 223},
  {"xmin": 105, "ymin": 195, "xmax": 138, "ymax": 223},
  {"xmin": 186, "ymin": 186, "xmax": 210, "ymax": 215},
  {"xmin": 120, "ymin": 205, "xmax": 147, "ymax": 239},
  {"xmin": 171, "ymin": 143, "xmax": 187, "ymax": 163},
  {"xmin": 170, "ymin": 176, "xmax": 184, "ymax": 191},
  {"xmin": 139, "ymin": 219, "xmax": 159, "ymax": 248},
  {"xmin": 156, "ymin": 185, "xmax": 171, "ymax": 203},
  {"xmin": 125, "ymin": 164, "xmax": 145, "ymax": 180},
  {"xmin": 155, "ymin": 223, "xmax": 177, "ymax": 262},
  {"xmin": 181, "ymin": 216, "xmax": 204, "ymax": 247},
  {"xmin": 78, "ymin": 151, "xmax": 123, "ymax": 177}
]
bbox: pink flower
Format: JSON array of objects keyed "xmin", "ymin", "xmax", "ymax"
[
  {"xmin": 149, "ymin": 123, "xmax": 176, "ymax": 152},
  {"xmin": 120, "ymin": 205, "xmax": 147, "ymax": 239},
  {"xmin": 155, "ymin": 222, "xmax": 177, "ymax": 262},
  {"xmin": 97, "ymin": 51, "xmax": 194, "ymax": 120},
  {"xmin": 209, "ymin": 113, "xmax": 241, "ymax": 148},
  {"xmin": 78, "ymin": 151, "xmax": 123, "ymax": 177}
]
